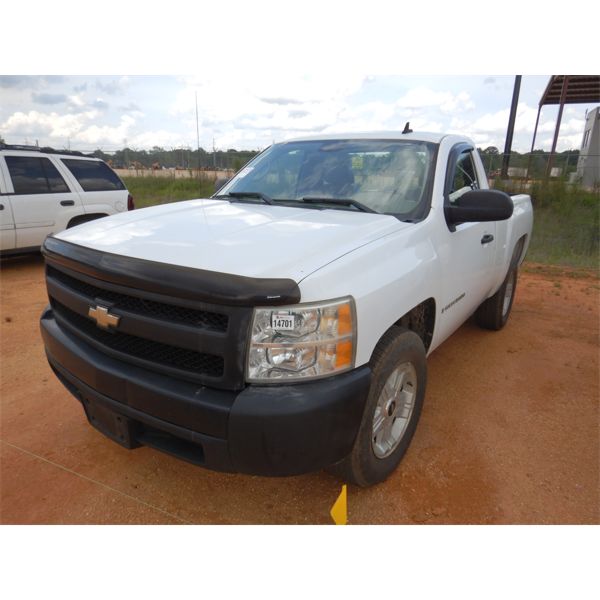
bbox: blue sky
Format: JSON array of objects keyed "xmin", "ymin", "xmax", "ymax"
[{"xmin": 0, "ymin": 74, "xmax": 596, "ymax": 154}]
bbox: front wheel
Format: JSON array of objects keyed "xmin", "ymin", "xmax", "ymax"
[{"xmin": 329, "ymin": 327, "xmax": 427, "ymax": 487}]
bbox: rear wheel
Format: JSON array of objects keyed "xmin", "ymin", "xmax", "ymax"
[
  {"xmin": 329, "ymin": 327, "xmax": 426, "ymax": 487},
  {"xmin": 476, "ymin": 266, "xmax": 518, "ymax": 330}
]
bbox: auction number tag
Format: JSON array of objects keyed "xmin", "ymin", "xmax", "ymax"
[{"xmin": 271, "ymin": 312, "xmax": 295, "ymax": 331}]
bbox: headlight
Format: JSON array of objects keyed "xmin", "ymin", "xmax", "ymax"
[{"xmin": 247, "ymin": 297, "xmax": 356, "ymax": 382}]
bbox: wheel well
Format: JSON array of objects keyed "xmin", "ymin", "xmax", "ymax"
[
  {"xmin": 513, "ymin": 235, "xmax": 527, "ymax": 267},
  {"xmin": 393, "ymin": 298, "xmax": 436, "ymax": 351},
  {"xmin": 67, "ymin": 213, "xmax": 108, "ymax": 229}
]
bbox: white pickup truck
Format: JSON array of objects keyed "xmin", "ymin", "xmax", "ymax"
[{"xmin": 40, "ymin": 131, "xmax": 533, "ymax": 486}]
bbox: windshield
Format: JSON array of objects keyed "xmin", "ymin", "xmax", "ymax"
[{"xmin": 217, "ymin": 139, "xmax": 437, "ymax": 219}]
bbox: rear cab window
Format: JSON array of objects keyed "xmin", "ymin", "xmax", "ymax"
[
  {"xmin": 61, "ymin": 159, "xmax": 125, "ymax": 192},
  {"xmin": 5, "ymin": 156, "xmax": 70, "ymax": 194}
]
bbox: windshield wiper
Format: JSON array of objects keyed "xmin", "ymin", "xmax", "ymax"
[
  {"xmin": 300, "ymin": 196, "xmax": 378, "ymax": 214},
  {"xmin": 215, "ymin": 192, "xmax": 378, "ymax": 213},
  {"xmin": 215, "ymin": 191, "xmax": 274, "ymax": 205}
]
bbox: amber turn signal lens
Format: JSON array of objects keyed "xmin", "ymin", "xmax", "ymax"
[
  {"xmin": 335, "ymin": 340, "xmax": 353, "ymax": 368},
  {"xmin": 337, "ymin": 303, "xmax": 353, "ymax": 336}
]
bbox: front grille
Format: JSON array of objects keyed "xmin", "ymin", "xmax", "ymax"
[
  {"xmin": 53, "ymin": 300, "xmax": 224, "ymax": 377},
  {"xmin": 47, "ymin": 266, "xmax": 228, "ymax": 332},
  {"xmin": 45, "ymin": 260, "xmax": 253, "ymax": 390}
]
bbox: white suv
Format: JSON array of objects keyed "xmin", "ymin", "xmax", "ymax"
[{"xmin": 0, "ymin": 145, "xmax": 134, "ymax": 255}]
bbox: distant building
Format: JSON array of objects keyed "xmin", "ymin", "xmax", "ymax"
[
  {"xmin": 507, "ymin": 167, "xmax": 528, "ymax": 178},
  {"xmin": 574, "ymin": 107, "xmax": 600, "ymax": 188}
]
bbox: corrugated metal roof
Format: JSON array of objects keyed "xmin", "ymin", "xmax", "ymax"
[{"xmin": 539, "ymin": 75, "xmax": 600, "ymax": 106}]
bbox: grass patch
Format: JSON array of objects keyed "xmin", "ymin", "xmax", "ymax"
[
  {"xmin": 123, "ymin": 176, "xmax": 215, "ymax": 209},
  {"xmin": 494, "ymin": 179, "xmax": 599, "ymax": 269},
  {"xmin": 526, "ymin": 203, "xmax": 599, "ymax": 268}
]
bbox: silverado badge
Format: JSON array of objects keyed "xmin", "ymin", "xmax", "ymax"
[{"xmin": 88, "ymin": 305, "xmax": 120, "ymax": 330}]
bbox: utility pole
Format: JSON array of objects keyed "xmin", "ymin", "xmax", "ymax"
[
  {"xmin": 213, "ymin": 137, "xmax": 217, "ymax": 170},
  {"xmin": 501, "ymin": 75, "xmax": 522, "ymax": 179}
]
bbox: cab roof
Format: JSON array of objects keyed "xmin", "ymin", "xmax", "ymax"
[
  {"xmin": 0, "ymin": 143, "xmax": 99, "ymax": 159},
  {"xmin": 279, "ymin": 131, "xmax": 451, "ymax": 144}
]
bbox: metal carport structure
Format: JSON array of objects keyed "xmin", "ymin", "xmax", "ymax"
[{"xmin": 527, "ymin": 75, "xmax": 600, "ymax": 178}]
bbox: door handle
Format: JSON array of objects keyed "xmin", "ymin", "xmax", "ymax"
[
  {"xmin": 60, "ymin": 200, "xmax": 75, "ymax": 206},
  {"xmin": 481, "ymin": 234, "xmax": 494, "ymax": 244},
  {"xmin": 0, "ymin": 204, "xmax": 4, "ymax": 210}
]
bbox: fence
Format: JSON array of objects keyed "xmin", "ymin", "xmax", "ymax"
[
  {"xmin": 480, "ymin": 150, "xmax": 600, "ymax": 190},
  {"xmin": 114, "ymin": 168, "xmax": 235, "ymax": 180}
]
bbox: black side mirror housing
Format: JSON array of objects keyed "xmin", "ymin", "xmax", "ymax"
[
  {"xmin": 214, "ymin": 177, "xmax": 231, "ymax": 193},
  {"xmin": 445, "ymin": 189, "xmax": 513, "ymax": 225}
]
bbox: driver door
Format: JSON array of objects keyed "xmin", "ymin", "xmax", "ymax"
[{"xmin": 438, "ymin": 146, "xmax": 497, "ymax": 334}]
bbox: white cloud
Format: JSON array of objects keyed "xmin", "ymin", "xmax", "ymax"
[
  {"xmin": 95, "ymin": 76, "xmax": 130, "ymax": 95},
  {"xmin": 169, "ymin": 79, "xmax": 479, "ymax": 150},
  {"xmin": 1, "ymin": 110, "xmax": 96, "ymax": 139},
  {"xmin": 0, "ymin": 76, "xmax": 591, "ymax": 152},
  {"xmin": 76, "ymin": 115, "xmax": 136, "ymax": 145},
  {"xmin": 170, "ymin": 73, "xmax": 368, "ymax": 148},
  {"xmin": 396, "ymin": 87, "xmax": 474, "ymax": 113},
  {"xmin": 68, "ymin": 94, "xmax": 85, "ymax": 108},
  {"xmin": 446, "ymin": 102, "xmax": 587, "ymax": 151},
  {"xmin": 0, "ymin": 109, "xmax": 137, "ymax": 148}
]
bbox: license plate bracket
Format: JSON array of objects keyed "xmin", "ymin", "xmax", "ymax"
[{"xmin": 82, "ymin": 397, "xmax": 141, "ymax": 449}]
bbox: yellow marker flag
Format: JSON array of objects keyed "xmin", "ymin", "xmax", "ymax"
[{"xmin": 330, "ymin": 484, "xmax": 348, "ymax": 525}]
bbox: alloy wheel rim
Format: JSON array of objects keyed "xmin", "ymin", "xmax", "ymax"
[{"xmin": 371, "ymin": 362, "xmax": 417, "ymax": 459}]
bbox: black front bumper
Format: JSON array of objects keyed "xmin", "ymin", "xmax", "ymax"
[{"xmin": 41, "ymin": 306, "xmax": 371, "ymax": 476}]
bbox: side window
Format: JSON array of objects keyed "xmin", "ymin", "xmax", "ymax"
[
  {"xmin": 449, "ymin": 151, "xmax": 479, "ymax": 203},
  {"xmin": 5, "ymin": 156, "xmax": 69, "ymax": 194},
  {"xmin": 61, "ymin": 159, "xmax": 125, "ymax": 192},
  {"xmin": 44, "ymin": 159, "xmax": 70, "ymax": 192}
]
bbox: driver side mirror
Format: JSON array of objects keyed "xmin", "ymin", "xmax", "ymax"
[{"xmin": 445, "ymin": 189, "xmax": 513, "ymax": 225}]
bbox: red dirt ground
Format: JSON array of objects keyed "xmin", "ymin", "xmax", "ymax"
[{"xmin": 1, "ymin": 255, "xmax": 598, "ymax": 524}]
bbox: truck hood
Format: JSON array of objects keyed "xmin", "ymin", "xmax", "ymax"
[{"xmin": 56, "ymin": 198, "xmax": 409, "ymax": 281}]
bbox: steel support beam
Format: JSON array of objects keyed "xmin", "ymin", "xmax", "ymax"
[
  {"xmin": 501, "ymin": 75, "xmax": 522, "ymax": 179},
  {"xmin": 526, "ymin": 104, "xmax": 542, "ymax": 181},
  {"xmin": 546, "ymin": 76, "xmax": 570, "ymax": 178}
]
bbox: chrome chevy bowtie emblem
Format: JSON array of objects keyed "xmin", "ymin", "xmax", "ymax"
[{"xmin": 88, "ymin": 305, "xmax": 120, "ymax": 330}]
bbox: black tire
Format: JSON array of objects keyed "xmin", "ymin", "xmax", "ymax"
[
  {"xmin": 475, "ymin": 266, "xmax": 518, "ymax": 330},
  {"xmin": 328, "ymin": 327, "xmax": 427, "ymax": 487}
]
